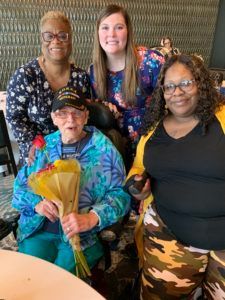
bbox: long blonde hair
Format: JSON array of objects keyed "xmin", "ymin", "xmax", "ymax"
[{"xmin": 92, "ymin": 4, "xmax": 139, "ymax": 104}]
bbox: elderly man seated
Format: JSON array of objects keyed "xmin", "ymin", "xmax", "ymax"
[{"xmin": 12, "ymin": 86, "xmax": 130, "ymax": 275}]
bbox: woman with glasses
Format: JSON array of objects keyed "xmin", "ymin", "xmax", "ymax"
[
  {"xmin": 160, "ymin": 36, "xmax": 180, "ymax": 58},
  {"xmin": 127, "ymin": 54, "xmax": 225, "ymax": 299},
  {"xmin": 6, "ymin": 11, "xmax": 90, "ymax": 165}
]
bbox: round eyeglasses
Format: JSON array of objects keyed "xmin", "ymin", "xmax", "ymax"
[
  {"xmin": 162, "ymin": 79, "xmax": 196, "ymax": 95},
  {"xmin": 41, "ymin": 31, "xmax": 69, "ymax": 42}
]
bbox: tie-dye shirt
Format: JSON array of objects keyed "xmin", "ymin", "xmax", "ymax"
[
  {"xmin": 89, "ymin": 47, "xmax": 164, "ymax": 163},
  {"xmin": 12, "ymin": 126, "xmax": 130, "ymax": 249}
]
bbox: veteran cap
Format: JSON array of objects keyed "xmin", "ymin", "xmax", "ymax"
[{"xmin": 52, "ymin": 87, "xmax": 87, "ymax": 112}]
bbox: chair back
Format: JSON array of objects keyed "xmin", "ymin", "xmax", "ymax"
[
  {"xmin": 0, "ymin": 110, "xmax": 18, "ymax": 176},
  {"xmin": 87, "ymin": 102, "xmax": 126, "ymax": 161},
  {"xmin": 87, "ymin": 102, "xmax": 117, "ymax": 129}
]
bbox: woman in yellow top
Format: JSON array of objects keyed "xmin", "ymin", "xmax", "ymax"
[{"xmin": 128, "ymin": 54, "xmax": 225, "ymax": 299}]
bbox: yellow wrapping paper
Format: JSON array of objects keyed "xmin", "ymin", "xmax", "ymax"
[{"xmin": 28, "ymin": 159, "xmax": 91, "ymax": 278}]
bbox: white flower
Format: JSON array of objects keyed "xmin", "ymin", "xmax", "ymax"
[
  {"xmin": 26, "ymin": 86, "xmax": 34, "ymax": 92},
  {"xmin": 44, "ymin": 81, "xmax": 49, "ymax": 89},
  {"xmin": 18, "ymin": 96, "xmax": 26, "ymax": 102},
  {"xmin": 31, "ymin": 106, "xmax": 37, "ymax": 114}
]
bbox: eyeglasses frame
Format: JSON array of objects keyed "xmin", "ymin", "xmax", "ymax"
[
  {"xmin": 41, "ymin": 31, "xmax": 70, "ymax": 43},
  {"xmin": 54, "ymin": 109, "xmax": 86, "ymax": 119},
  {"xmin": 161, "ymin": 79, "xmax": 196, "ymax": 95}
]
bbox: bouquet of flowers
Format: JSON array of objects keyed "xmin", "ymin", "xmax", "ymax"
[{"xmin": 28, "ymin": 135, "xmax": 91, "ymax": 278}]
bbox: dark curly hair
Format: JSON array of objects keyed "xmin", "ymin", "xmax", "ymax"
[{"xmin": 141, "ymin": 54, "xmax": 225, "ymax": 135}]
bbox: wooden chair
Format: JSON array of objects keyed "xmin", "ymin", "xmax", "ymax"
[{"xmin": 0, "ymin": 110, "xmax": 17, "ymax": 177}]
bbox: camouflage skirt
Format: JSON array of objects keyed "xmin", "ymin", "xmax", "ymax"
[{"xmin": 141, "ymin": 202, "xmax": 225, "ymax": 300}]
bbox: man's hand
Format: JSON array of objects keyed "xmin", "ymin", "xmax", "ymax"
[
  {"xmin": 61, "ymin": 211, "xmax": 99, "ymax": 239},
  {"xmin": 35, "ymin": 199, "xmax": 59, "ymax": 222},
  {"xmin": 101, "ymin": 101, "xmax": 122, "ymax": 119}
]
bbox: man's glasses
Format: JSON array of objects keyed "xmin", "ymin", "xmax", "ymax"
[
  {"xmin": 42, "ymin": 31, "xmax": 69, "ymax": 42},
  {"xmin": 54, "ymin": 110, "xmax": 84, "ymax": 119},
  {"xmin": 162, "ymin": 79, "xmax": 196, "ymax": 95}
]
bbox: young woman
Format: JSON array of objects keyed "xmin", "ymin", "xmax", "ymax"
[{"xmin": 89, "ymin": 4, "xmax": 164, "ymax": 168}]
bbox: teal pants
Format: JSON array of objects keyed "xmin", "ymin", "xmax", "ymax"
[{"xmin": 19, "ymin": 231, "xmax": 103, "ymax": 274}]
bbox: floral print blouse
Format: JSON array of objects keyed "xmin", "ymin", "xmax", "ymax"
[
  {"xmin": 89, "ymin": 46, "xmax": 165, "ymax": 164},
  {"xmin": 6, "ymin": 58, "xmax": 91, "ymax": 164}
]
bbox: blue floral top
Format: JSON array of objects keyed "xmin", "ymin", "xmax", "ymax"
[
  {"xmin": 12, "ymin": 126, "xmax": 130, "ymax": 250},
  {"xmin": 6, "ymin": 58, "xmax": 91, "ymax": 164},
  {"xmin": 89, "ymin": 47, "xmax": 164, "ymax": 163}
]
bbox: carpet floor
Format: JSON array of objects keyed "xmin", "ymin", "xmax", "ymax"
[{"xmin": 0, "ymin": 174, "xmax": 18, "ymax": 251}]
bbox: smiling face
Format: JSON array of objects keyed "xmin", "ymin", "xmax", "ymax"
[
  {"xmin": 98, "ymin": 12, "xmax": 128, "ymax": 57},
  {"xmin": 51, "ymin": 106, "xmax": 89, "ymax": 144},
  {"xmin": 163, "ymin": 62, "xmax": 199, "ymax": 120},
  {"xmin": 41, "ymin": 19, "xmax": 72, "ymax": 63}
]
